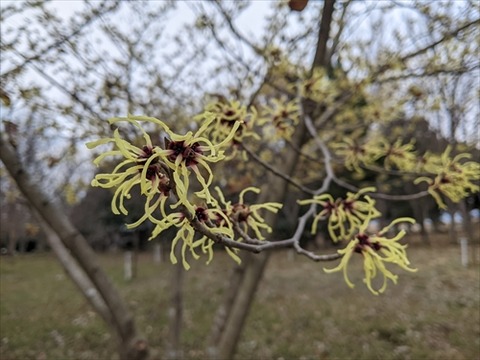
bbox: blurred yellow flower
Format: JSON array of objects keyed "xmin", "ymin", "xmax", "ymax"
[
  {"xmin": 415, "ymin": 146, "xmax": 480, "ymax": 209},
  {"xmin": 375, "ymin": 138, "xmax": 417, "ymax": 172},
  {"xmin": 298, "ymin": 68, "xmax": 338, "ymax": 104},
  {"xmin": 331, "ymin": 137, "xmax": 381, "ymax": 175},
  {"xmin": 259, "ymin": 98, "xmax": 300, "ymax": 140}
]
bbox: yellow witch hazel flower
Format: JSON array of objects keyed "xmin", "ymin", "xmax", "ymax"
[
  {"xmin": 298, "ymin": 187, "xmax": 380, "ymax": 242},
  {"xmin": 131, "ymin": 203, "xmax": 237, "ymax": 270},
  {"xmin": 190, "ymin": 204, "xmax": 242, "ymax": 266},
  {"xmin": 86, "ymin": 120, "xmax": 172, "ymax": 219},
  {"xmin": 258, "ymin": 98, "xmax": 300, "ymax": 141},
  {"xmin": 213, "ymin": 186, "xmax": 283, "ymax": 240},
  {"xmin": 150, "ymin": 205, "xmax": 237, "ymax": 270},
  {"xmin": 414, "ymin": 146, "xmax": 480, "ymax": 209},
  {"xmin": 324, "ymin": 216, "xmax": 417, "ymax": 295}
]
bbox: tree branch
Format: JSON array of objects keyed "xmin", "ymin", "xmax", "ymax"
[
  {"xmin": 374, "ymin": 18, "xmax": 480, "ymax": 76},
  {"xmin": 400, "ymin": 19, "xmax": 479, "ymax": 63},
  {"xmin": 242, "ymin": 144, "xmax": 316, "ymax": 195},
  {"xmin": 1, "ymin": 1, "xmax": 121, "ymax": 79},
  {"xmin": 212, "ymin": 1, "xmax": 262, "ymax": 54},
  {"xmin": 326, "ymin": 0, "xmax": 352, "ymax": 66},
  {"xmin": 313, "ymin": 0, "xmax": 336, "ymax": 69},
  {"xmin": 0, "ymin": 134, "xmax": 148, "ymax": 360}
]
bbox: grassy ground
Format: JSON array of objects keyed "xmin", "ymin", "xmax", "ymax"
[{"xmin": 1, "ymin": 238, "xmax": 479, "ymax": 360}]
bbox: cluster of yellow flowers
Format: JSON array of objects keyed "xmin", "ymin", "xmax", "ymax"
[
  {"xmin": 200, "ymin": 97, "xmax": 303, "ymax": 147},
  {"xmin": 332, "ymin": 135, "xmax": 418, "ymax": 173},
  {"xmin": 299, "ymin": 187, "xmax": 416, "ymax": 294},
  {"xmin": 330, "ymin": 137, "xmax": 381, "ymax": 175},
  {"xmin": 213, "ymin": 186, "xmax": 283, "ymax": 240},
  {"xmin": 87, "ymin": 115, "xmax": 282, "ymax": 268},
  {"xmin": 331, "ymin": 136, "xmax": 479, "ymax": 209},
  {"xmin": 298, "ymin": 187, "xmax": 380, "ymax": 242},
  {"xmin": 377, "ymin": 138, "xmax": 417, "ymax": 172},
  {"xmin": 297, "ymin": 68, "xmax": 339, "ymax": 104},
  {"xmin": 415, "ymin": 146, "xmax": 480, "ymax": 209}
]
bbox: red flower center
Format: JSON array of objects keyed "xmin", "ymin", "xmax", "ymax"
[{"xmin": 167, "ymin": 140, "xmax": 202, "ymax": 167}]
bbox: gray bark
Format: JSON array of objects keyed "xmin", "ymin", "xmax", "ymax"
[
  {"xmin": 33, "ymin": 208, "xmax": 114, "ymax": 326},
  {"xmin": 0, "ymin": 135, "xmax": 148, "ymax": 360}
]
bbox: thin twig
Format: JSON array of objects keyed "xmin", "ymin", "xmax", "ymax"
[
  {"xmin": 377, "ymin": 65, "xmax": 479, "ymax": 83},
  {"xmin": 242, "ymin": 144, "xmax": 315, "ymax": 195},
  {"xmin": 331, "ymin": 176, "xmax": 430, "ymax": 201},
  {"xmin": 290, "ymin": 204, "xmax": 342, "ymax": 262},
  {"xmin": 212, "ymin": 1, "xmax": 262, "ymax": 54},
  {"xmin": 373, "ymin": 18, "xmax": 480, "ymax": 77},
  {"xmin": 326, "ymin": 0, "xmax": 353, "ymax": 66},
  {"xmin": 1, "ymin": 1, "xmax": 121, "ymax": 79}
]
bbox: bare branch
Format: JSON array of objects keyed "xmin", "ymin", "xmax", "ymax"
[
  {"xmin": 374, "ymin": 18, "xmax": 480, "ymax": 76},
  {"xmin": 326, "ymin": 0, "xmax": 352, "ymax": 66},
  {"xmin": 1, "ymin": 1, "xmax": 121, "ymax": 79},
  {"xmin": 242, "ymin": 144, "xmax": 316, "ymax": 195},
  {"xmin": 163, "ymin": 163, "xmax": 338, "ymax": 260},
  {"xmin": 400, "ymin": 19, "xmax": 479, "ymax": 63},
  {"xmin": 212, "ymin": 1, "xmax": 262, "ymax": 54},
  {"xmin": 377, "ymin": 65, "xmax": 480, "ymax": 83},
  {"xmin": 332, "ymin": 177, "xmax": 430, "ymax": 201},
  {"xmin": 190, "ymin": 212, "xmax": 342, "ymax": 261},
  {"xmin": 290, "ymin": 204, "xmax": 342, "ymax": 261}
]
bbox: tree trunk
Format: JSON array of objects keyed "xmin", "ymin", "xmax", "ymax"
[
  {"xmin": 33, "ymin": 208, "xmax": 114, "ymax": 326},
  {"xmin": 167, "ymin": 244, "xmax": 185, "ymax": 360},
  {"xmin": 410, "ymin": 197, "xmax": 430, "ymax": 246},
  {"xmin": 459, "ymin": 199, "xmax": 473, "ymax": 241},
  {"xmin": 153, "ymin": 243, "xmax": 162, "ymax": 264},
  {"xmin": 0, "ymin": 135, "xmax": 148, "ymax": 360},
  {"xmin": 459, "ymin": 199, "xmax": 477, "ymax": 265},
  {"xmin": 211, "ymin": 132, "xmax": 305, "ymax": 358},
  {"xmin": 215, "ymin": 252, "xmax": 269, "ymax": 360},
  {"xmin": 448, "ymin": 207, "xmax": 457, "ymax": 244},
  {"xmin": 207, "ymin": 259, "xmax": 246, "ymax": 354},
  {"xmin": 124, "ymin": 251, "xmax": 134, "ymax": 281}
]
